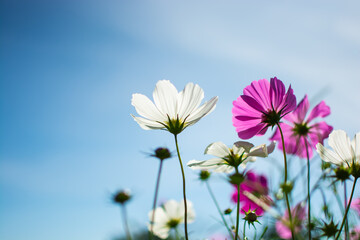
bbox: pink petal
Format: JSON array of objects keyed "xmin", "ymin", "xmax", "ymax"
[
  {"xmin": 289, "ymin": 95, "xmax": 309, "ymax": 123},
  {"xmin": 276, "ymin": 220, "xmax": 293, "ymax": 239},
  {"xmin": 307, "ymin": 100, "xmax": 331, "ymax": 123},
  {"xmin": 243, "ymin": 79, "xmax": 272, "ymax": 110},
  {"xmin": 280, "ymin": 84, "xmax": 297, "ymax": 115},
  {"xmin": 270, "ymin": 77, "xmax": 286, "ymax": 110},
  {"xmin": 236, "ymin": 123, "xmax": 267, "ymax": 140}
]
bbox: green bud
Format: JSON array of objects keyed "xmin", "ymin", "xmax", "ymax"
[
  {"xmin": 224, "ymin": 208, "xmax": 232, "ymax": 215},
  {"xmin": 321, "ymin": 161, "xmax": 332, "ymax": 171},
  {"xmin": 152, "ymin": 147, "xmax": 172, "ymax": 161},
  {"xmin": 280, "ymin": 181, "xmax": 293, "ymax": 194},
  {"xmin": 199, "ymin": 170, "xmax": 211, "ymax": 181},
  {"xmin": 113, "ymin": 189, "xmax": 131, "ymax": 205},
  {"xmin": 320, "ymin": 219, "xmax": 339, "ymax": 238}
]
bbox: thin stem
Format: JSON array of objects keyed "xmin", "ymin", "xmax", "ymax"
[
  {"xmin": 121, "ymin": 205, "xmax": 132, "ymax": 240},
  {"xmin": 277, "ymin": 123, "xmax": 295, "ymax": 240},
  {"xmin": 335, "ymin": 178, "xmax": 358, "ymax": 240},
  {"xmin": 344, "ymin": 183, "xmax": 349, "ymax": 240},
  {"xmin": 243, "ymin": 220, "xmax": 246, "ymax": 240},
  {"xmin": 205, "ymin": 181, "xmax": 234, "ymax": 239},
  {"xmin": 235, "ymin": 168, "xmax": 241, "ymax": 240},
  {"xmin": 174, "ymin": 134, "xmax": 189, "ymax": 240},
  {"xmin": 304, "ymin": 138, "xmax": 311, "ymax": 240},
  {"xmin": 150, "ymin": 160, "xmax": 164, "ymax": 239}
]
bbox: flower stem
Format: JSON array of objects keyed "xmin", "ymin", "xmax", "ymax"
[
  {"xmin": 243, "ymin": 220, "xmax": 246, "ymax": 240},
  {"xmin": 235, "ymin": 168, "xmax": 241, "ymax": 240},
  {"xmin": 277, "ymin": 123, "xmax": 295, "ymax": 240},
  {"xmin": 335, "ymin": 178, "xmax": 358, "ymax": 240},
  {"xmin": 120, "ymin": 205, "xmax": 132, "ymax": 240},
  {"xmin": 344, "ymin": 183, "xmax": 349, "ymax": 240},
  {"xmin": 304, "ymin": 138, "xmax": 311, "ymax": 240},
  {"xmin": 150, "ymin": 159, "xmax": 164, "ymax": 239},
  {"xmin": 174, "ymin": 134, "xmax": 189, "ymax": 240},
  {"xmin": 205, "ymin": 181, "xmax": 234, "ymax": 239}
]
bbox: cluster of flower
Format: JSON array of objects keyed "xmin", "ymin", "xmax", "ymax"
[{"xmin": 115, "ymin": 78, "xmax": 360, "ymax": 240}]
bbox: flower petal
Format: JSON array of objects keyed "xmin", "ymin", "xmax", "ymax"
[
  {"xmin": 187, "ymin": 158, "xmax": 225, "ymax": 171},
  {"xmin": 243, "ymin": 79, "xmax": 272, "ymax": 110},
  {"xmin": 270, "ymin": 77, "xmax": 286, "ymax": 110},
  {"xmin": 178, "ymin": 200, "xmax": 195, "ymax": 223},
  {"xmin": 316, "ymin": 143, "xmax": 343, "ymax": 166},
  {"xmin": 186, "ymin": 96, "xmax": 218, "ymax": 125},
  {"xmin": 153, "ymin": 80, "xmax": 179, "ymax": 119},
  {"xmin": 163, "ymin": 200, "xmax": 179, "ymax": 219},
  {"xmin": 131, "ymin": 93, "xmax": 166, "ymax": 121},
  {"xmin": 328, "ymin": 130, "xmax": 354, "ymax": 164},
  {"xmin": 131, "ymin": 115, "xmax": 165, "ymax": 130},
  {"xmin": 285, "ymin": 95, "xmax": 309, "ymax": 123},
  {"xmin": 248, "ymin": 141, "xmax": 277, "ymax": 158},
  {"xmin": 233, "ymin": 141, "xmax": 254, "ymax": 153},
  {"xmin": 177, "ymin": 82, "xmax": 204, "ymax": 120},
  {"xmin": 236, "ymin": 123, "xmax": 267, "ymax": 140},
  {"xmin": 352, "ymin": 132, "xmax": 360, "ymax": 164},
  {"xmin": 306, "ymin": 100, "xmax": 331, "ymax": 123},
  {"xmin": 204, "ymin": 142, "xmax": 230, "ymax": 157}
]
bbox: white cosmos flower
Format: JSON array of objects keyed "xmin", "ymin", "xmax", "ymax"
[
  {"xmin": 148, "ymin": 199, "xmax": 195, "ymax": 239},
  {"xmin": 131, "ymin": 80, "xmax": 218, "ymax": 134},
  {"xmin": 316, "ymin": 129, "xmax": 360, "ymax": 168},
  {"xmin": 187, "ymin": 141, "xmax": 276, "ymax": 173}
]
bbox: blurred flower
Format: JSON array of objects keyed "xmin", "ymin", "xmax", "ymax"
[
  {"xmin": 320, "ymin": 219, "xmax": 339, "ymax": 238},
  {"xmin": 350, "ymin": 226, "xmax": 360, "ymax": 240},
  {"xmin": 151, "ymin": 147, "xmax": 172, "ymax": 161},
  {"xmin": 187, "ymin": 141, "xmax": 275, "ymax": 173},
  {"xmin": 351, "ymin": 198, "xmax": 360, "ymax": 215},
  {"xmin": 232, "ymin": 77, "xmax": 296, "ymax": 139},
  {"xmin": 271, "ymin": 95, "xmax": 332, "ymax": 158},
  {"xmin": 131, "ymin": 80, "xmax": 218, "ymax": 134},
  {"xmin": 316, "ymin": 130, "xmax": 360, "ymax": 177},
  {"xmin": 112, "ymin": 189, "xmax": 131, "ymax": 205},
  {"xmin": 275, "ymin": 203, "xmax": 306, "ymax": 239},
  {"xmin": 231, "ymin": 171, "xmax": 272, "ymax": 215},
  {"xmin": 148, "ymin": 199, "xmax": 195, "ymax": 239}
]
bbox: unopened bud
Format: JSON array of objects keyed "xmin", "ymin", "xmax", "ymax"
[{"xmin": 113, "ymin": 189, "xmax": 131, "ymax": 205}]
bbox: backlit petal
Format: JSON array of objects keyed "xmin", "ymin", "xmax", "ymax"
[
  {"xmin": 328, "ymin": 130, "xmax": 354, "ymax": 164},
  {"xmin": 307, "ymin": 101, "xmax": 331, "ymax": 123},
  {"xmin": 177, "ymin": 82, "xmax": 204, "ymax": 120},
  {"xmin": 153, "ymin": 80, "xmax": 179, "ymax": 119},
  {"xmin": 131, "ymin": 93, "xmax": 166, "ymax": 121},
  {"xmin": 204, "ymin": 142, "xmax": 230, "ymax": 157},
  {"xmin": 186, "ymin": 96, "xmax": 218, "ymax": 125},
  {"xmin": 131, "ymin": 115, "xmax": 165, "ymax": 130},
  {"xmin": 316, "ymin": 143, "xmax": 343, "ymax": 166}
]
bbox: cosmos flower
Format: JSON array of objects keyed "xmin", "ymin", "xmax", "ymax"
[
  {"xmin": 316, "ymin": 130, "xmax": 360, "ymax": 170},
  {"xmin": 275, "ymin": 203, "xmax": 306, "ymax": 239},
  {"xmin": 271, "ymin": 95, "xmax": 333, "ymax": 158},
  {"xmin": 148, "ymin": 199, "xmax": 195, "ymax": 239},
  {"xmin": 231, "ymin": 171, "xmax": 272, "ymax": 215},
  {"xmin": 351, "ymin": 198, "xmax": 360, "ymax": 216},
  {"xmin": 187, "ymin": 141, "xmax": 276, "ymax": 173},
  {"xmin": 232, "ymin": 77, "xmax": 296, "ymax": 139},
  {"xmin": 131, "ymin": 80, "xmax": 218, "ymax": 135}
]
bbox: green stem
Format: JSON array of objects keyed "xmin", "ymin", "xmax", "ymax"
[
  {"xmin": 205, "ymin": 181, "xmax": 234, "ymax": 239},
  {"xmin": 235, "ymin": 168, "xmax": 241, "ymax": 240},
  {"xmin": 174, "ymin": 134, "xmax": 189, "ymax": 240},
  {"xmin": 121, "ymin": 205, "xmax": 132, "ymax": 240},
  {"xmin": 277, "ymin": 123, "xmax": 295, "ymax": 240},
  {"xmin": 344, "ymin": 182, "xmax": 349, "ymax": 240},
  {"xmin": 150, "ymin": 160, "xmax": 164, "ymax": 239},
  {"xmin": 335, "ymin": 178, "xmax": 358, "ymax": 240},
  {"xmin": 243, "ymin": 220, "xmax": 246, "ymax": 240},
  {"xmin": 304, "ymin": 138, "xmax": 311, "ymax": 240}
]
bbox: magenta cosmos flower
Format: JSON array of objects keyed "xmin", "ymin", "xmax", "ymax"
[
  {"xmin": 231, "ymin": 171, "xmax": 272, "ymax": 215},
  {"xmin": 232, "ymin": 77, "xmax": 296, "ymax": 139},
  {"xmin": 275, "ymin": 203, "xmax": 306, "ymax": 239},
  {"xmin": 270, "ymin": 95, "xmax": 333, "ymax": 158}
]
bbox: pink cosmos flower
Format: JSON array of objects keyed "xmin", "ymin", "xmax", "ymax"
[
  {"xmin": 350, "ymin": 226, "xmax": 360, "ymax": 240},
  {"xmin": 231, "ymin": 171, "xmax": 272, "ymax": 215},
  {"xmin": 351, "ymin": 198, "xmax": 360, "ymax": 216},
  {"xmin": 270, "ymin": 95, "xmax": 333, "ymax": 158},
  {"xmin": 232, "ymin": 77, "xmax": 296, "ymax": 139},
  {"xmin": 275, "ymin": 203, "xmax": 306, "ymax": 239}
]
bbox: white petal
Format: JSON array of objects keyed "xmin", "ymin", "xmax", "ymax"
[
  {"xmin": 316, "ymin": 143, "xmax": 343, "ymax": 166},
  {"xmin": 204, "ymin": 141, "xmax": 230, "ymax": 157},
  {"xmin": 186, "ymin": 96, "xmax": 218, "ymax": 125},
  {"xmin": 131, "ymin": 93, "xmax": 166, "ymax": 121},
  {"xmin": 178, "ymin": 200, "xmax": 195, "ymax": 223},
  {"xmin": 351, "ymin": 132, "xmax": 360, "ymax": 164},
  {"xmin": 248, "ymin": 144, "xmax": 268, "ymax": 157},
  {"xmin": 153, "ymin": 80, "xmax": 179, "ymax": 119},
  {"xmin": 187, "ymin": 158, "xmax": 226, "ymax": 171},
  {"xmin": 163, "ymin": 200, "xmax": 179, "ymax": 219},
  {"xmin": 213, "ymin": 165, "xmax": 234, "ymax": 173},
  {"xmin": 177, "ymin": 83, "xmax": 204, "ymax": 120},
  {"xmin": 233, "ymin": 141, "xmax": 254, "ymax": 153},
  {"xmin": 328, "ymin": 130, "xmax": 354, "ymax": 164},
  {"xmin": 240, "ymin": 156, "xmax": 256, "ymax": 168},
  {"xmin": 149, "ymin": 223, "xmax": 170, "ymax": 239},
  {"xmin": 131, "ymin": 115, "xmax": 165, "ymax": 130},
  {"xmin": 148, "ymin": 207, "xmax": 169, "ymax": 225}
]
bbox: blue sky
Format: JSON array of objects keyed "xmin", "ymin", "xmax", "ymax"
[{"xmin": 1, "ymin": 0, "xmax": 360, "ymax": 239}]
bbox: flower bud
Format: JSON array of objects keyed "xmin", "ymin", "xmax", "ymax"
[
  {"xmin": 113, "ymin": 189, "xmax": 131, "ymax": 205},
  {"xmin": 275, "ymin": 188, "xmax": 284, "ymax": 200},
  {"xmin": 228, "ymin": 173, "xmax": 244, "ymax": 185},
  {"xmin": 320, "ymin": 219, "xmax": 339, "ymax": 238},
  {"xmin": 224, "ymin": 208, "xmax": 232, "ymax": 215},
  {"xmin": 199, "ymin": 170, "xmax": 211, "ymax": 181},
  {"xmin": 152, "ymin": 147, "xmax": 172, "ymax": 161},
  {"xmin": 280, "ymin": 181, "xmax": 293, "ymax": 194}
]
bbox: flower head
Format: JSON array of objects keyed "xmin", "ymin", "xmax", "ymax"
[
  {"xmin": 131, "ymin": 80, "xmax": 218, "ymax": 135},
  {"xmin": 187, "ymin": 141, "xmax": 276, "ymax": 173},
  {"xmin": 316, "ymin": 130, "xmax": 360, "ymax": 178},
  {"xmin": 350, "ymin": 226, "xmax": 360, "ymax": 240},
  {"xmin": 148, "ymin": 199, "xmax": 195, "ymax": 239},
  {"xmin": 231, "ymin": 171, "xmax": 272, "ymax": 215},
  {"xmin": 112, "ymin": 189, "xmax": 131, "ymax": 205},
  {"xmin": 271, "ymin": 95, "xmax": 333, "ymax": 158},
  {"xmin": 275, "ymin": 203, "xmax": 306, "ymax": 239},
  {"xmin": 232, "ymin": 77, "xmax": 296, "ymax": 139}
]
